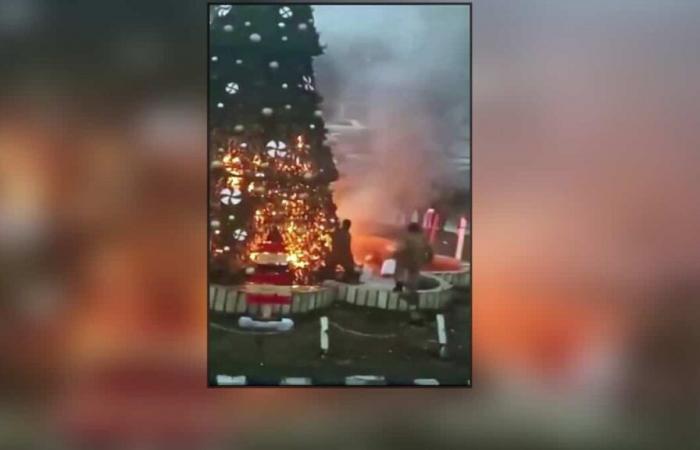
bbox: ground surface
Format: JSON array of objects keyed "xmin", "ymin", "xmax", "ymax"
[{"xmin": 208, "ymin": 285, "xmax": 470, "ymax": 386}]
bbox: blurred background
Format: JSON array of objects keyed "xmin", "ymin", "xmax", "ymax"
[{"xmin": 1, "ymin": 0, "xmax": 699, "ymax": 449}]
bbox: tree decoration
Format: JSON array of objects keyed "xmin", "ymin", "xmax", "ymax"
[
  {"xmin": 301, "ymin": 75, "xmax": 314, "ymax": 92},
  {"xmin": 279, "ymin": 6, "xmax": 293, "ymax": 18},
  {"xmin": 225, "ymin": 82, "xmax": 240, "ymax": 94},
  {"xmin": 298, "ymin": 23, "xmax": 308, "ymax": 31},
  {"xmin": 314, "ymin": 110, "xmax": 323, "ymax": 117},
  {"xmin": 210, "ymin": 5, "xmax": 339, "ymax": 284},
  {"xmin": 211, "ymin": 56, "xmax": 218, "ymax": 62},
  {"xmin": 220, "ymin": 187, "xmax": 242, "ymax": 205},
  {"xmin": 266, "ymin": 140, "xmax": 288, "ymax": 158},
  {"xmin": 217, "ymin": 5, "xmax": 232, "ymax": 17},
  {"xmin": 223, "ymin": 24, "xmax": 234, "ymax": 32},
  {"xmin": 217, "ymin": 102, "xmax": 224, "ymax": 108}
]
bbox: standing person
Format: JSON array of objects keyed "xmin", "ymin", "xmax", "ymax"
[
  {"xmin": 393, "ymin": 222, "xmax": 434, "ymax": 321},
  {"xmin": 326, "ymin": 219, "xmax": 357, "ymax": 282}
]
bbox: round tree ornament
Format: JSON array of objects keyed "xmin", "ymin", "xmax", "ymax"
[
  {"xmin": 216, "ymin": 5, "xmax": 232, "ymax": 17},
  {"xmin": 266, "ymin": 140, "xmax": 288, "ymax": 158},
  {"xmin": 225, "ymin": 82, "xmax": 239, "ymax": 94},
  {"xmin": 250, "ymin": 33, "xmax": 262, "ymax": 43},
  {"xmin": 220, "ymin": 187, "xmax": 242, "ymax": 205},
  {"xmin": 261, "ymin": 107, "xmax": 273, "ymax": 116},
  {"xmin": 301, "ymin": 75, "xmax": 314, "ymax": 91},
  {"xmin": 279, "ymin": 6, "xmax": 293, "ymax": 18}
]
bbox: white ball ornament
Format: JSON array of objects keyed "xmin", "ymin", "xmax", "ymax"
[
  {"xmin": 223, "ymin": 24, "xmax": 233, "ymax": 32},
  {"xmin": 281, "ymin": 36, "xmax": 288, "ymax": 42},
  {"xmin": 262, "ymin": 107, "xmax": 273, "ymax": 116},
  {"xmin": 244, "ymin": 21, "xmax": 251, "ymax": 27},
  {"xmin": 298, "ymin": 23, "xmax": 308, "ymax": 31},
  {"xmin": 278, "ymin": 22, "xmax": 285, "ymax": 28},
  {"xmin": 279, "ymin": 6, "xmax": 293, "ymax": 18},
  {"xmin": 314, "ymin": 110, "xmax": 323, "ymax": 117},
  {"xmin": 234, "ymin": 124, "xmax": 244, "ymax": 132},
  {"xmin": 210, "ymin": 220, "xmax": 221, "ymax": 228},
  {"xmin": 225, "ymin": 82, "xmax": 239, "ymax": 94},
  {"xmin": 210, "ymin": 160, "xmax": 223, "ymax": 169},
  {"xmin": 217, "ymin": 5, "xmax": 232, "ymax": 17},
  {"xmin": 285, "ymin": 104, "xmax": 292, "ymax": 110},
  {"xmin": 249, "ymin": 33, "xmax": 262, "ymax": 43},
  {"xmin": 282, "ymin": 83, "xmax": 288, "ymax": 89},
  {"xmin": 220, "ymin": 188, "xmax": 242, "ymax": 205},
  {"xmin": 269, "ymin": 61, "xmax": 279, "ymax": 69},
  {"xmin": 245, "ymin": 266, "xmax": 255, "ymax": 275},
  {"xmin": 211, "ymin": 56, "xmax": 218, "ymax": 62},
  {"xmin": 217, "ymin": 102, "xmax": 224, "ymax": 109},
  {"xmin": 309, "ymin": 124, "xmax": 316, "ymax": 129},
  {"xmin": 236, "ymin": 59, "xmax": 243, "ymax": 65}
]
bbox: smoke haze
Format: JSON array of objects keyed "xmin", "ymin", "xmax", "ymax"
[{"xmin": 313, "ymin": 5, "xmax": 470, "ymax": 226}]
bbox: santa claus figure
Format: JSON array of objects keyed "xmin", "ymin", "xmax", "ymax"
[{"xmin": 240, "ymin": 227, "xmax": 294, "ymax": 331}]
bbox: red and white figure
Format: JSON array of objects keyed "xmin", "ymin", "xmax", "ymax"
[
  {"xmin": 422, "ymin": 208, "xmax": 435, "ymax": 230},
  {"xmin": 455, "ymin": 216, "xmax": 468, "ymax": 260},
  {"xmin": 244, "ymin": 229, "xmax": 293, "ymax": 309},
  {"xmin": 429, "ymin": 212, "xmax": 440, "ymax": 244},
  {"xmin": 220, "ymin": 187, "xmax": 242, "ymax": 205}
]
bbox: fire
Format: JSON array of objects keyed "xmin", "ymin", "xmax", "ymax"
[{"xmin": 210, "ymin": 135, "xmax": 337, "ymax": 284}]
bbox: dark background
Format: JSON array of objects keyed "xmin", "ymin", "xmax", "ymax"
[{"xmin": 0, "ymin": 0, "xmax": 698, "ymax": 448}]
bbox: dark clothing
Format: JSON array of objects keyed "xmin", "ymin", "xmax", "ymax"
[
  {"xmin": 393, "ymin": 232, "xmax": 434, "ymax": 305},
  {"xmin": 327, "ymin": 227, "xmax": 356, "ymax": 281}
]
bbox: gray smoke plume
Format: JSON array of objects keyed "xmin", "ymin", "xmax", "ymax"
[{"xmin": 313, "ymin": 5, "xmax": 470, "ymax": 228}]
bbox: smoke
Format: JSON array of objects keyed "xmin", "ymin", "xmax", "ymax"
[{"xmin": 313, "ymin": 5, "xmax": 470, "ymax": 227}]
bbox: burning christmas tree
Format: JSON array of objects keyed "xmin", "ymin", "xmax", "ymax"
[{"xmin": 209, "ymin": 5, "xmax": 339, "ymax": 285}]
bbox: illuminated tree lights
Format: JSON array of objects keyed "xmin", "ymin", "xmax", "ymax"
[
  {"xmin": 210, "ymin": 5, "xmax": 338, "ymax": 285},
  {"xmin": 210, "ymin": 135, "xmax": 337, "ymax": 284}
]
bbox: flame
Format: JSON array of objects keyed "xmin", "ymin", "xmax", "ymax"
[{"xmin": 211, "ymin": 134, "xmax": 337, "ymax": 284}]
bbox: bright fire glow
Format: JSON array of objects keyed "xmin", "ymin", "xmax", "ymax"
[{"xmin": 211, "ymin": 135, "xmax": 336, "ymax": 284}]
